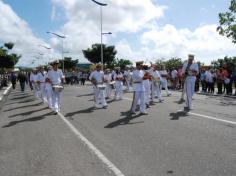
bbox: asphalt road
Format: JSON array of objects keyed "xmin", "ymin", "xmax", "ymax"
[{"xmin": 0, "ymin": 84, "xmax": 235, "ymax": 176}]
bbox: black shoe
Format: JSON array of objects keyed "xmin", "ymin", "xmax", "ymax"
[
  {"xmin": 140, "ymin": 112, "xmax": 148, "ymax": 115},
  {"xmin": 130, "ymin": 111, "xmax": 136, "ymax": 115}
]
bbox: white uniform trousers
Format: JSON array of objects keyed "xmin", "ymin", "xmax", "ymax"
[
  {"xmin": 181, "ymin": 80, "xmax": 186, "ymax": 100},
  {"xmin": 115, "ymin": 81, "xmax": 123, "ymax": 100},
  {"xmin": 126, "ymin": 79, "xmax": 131, "ymax": 91},
  {"xmin": 143, "ymin": 80, "xmax": 150, "ymax": 105},
  {"xmin": 160, "ymin": 78, "xmax": 171, "ymax": 96},
  {"xmin": 32, "ymin": 83, "xmax": 39, "ymax": 99},
  {"xmin": 40, "ymin": 83, "xmax": 47, "ymax": 103},
  {"xmin": 105, "ymin": 84, "xmax": 112, "ymax": 98},
  {"xmin": 94, "ymin": 87, "xmax": 107, "ymax": 107},
  {"xmin": 151, "ymin": 81, "xmax": 162, "ymax": 101},
  {"xmin": 185, "ymin": 77, "xmax": 196, "ymax": 108},
  {"xmin": 131, "ymin": 91, "xmax": 146, "ymax": 113},
  {"xmin": 45, "ymin": 86, "xmax": 53, "ymax": 109},
  {"xmin": 52, "ymin": 90, "xmax": 61, "ymax": 113}
]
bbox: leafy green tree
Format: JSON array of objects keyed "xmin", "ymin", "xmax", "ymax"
[
  {"xmin": 4, "ymin": 42, "xmax": 14, "ymax": 50},
  {"xmin": 165, "ymin": 58, "xmax": 183, "ymax": 70},
  {"xmin": 82, "ymin": 44, "xmax": 117, "ymax": 65},
  {"xmin": 211, "ymin": 56, "xmax": 236, "ymax": 73},
  {"xmin": 155, "ymin": 58, "xmax": 183, "ymax": 70},
  {"xmin": 108, "ymin": 58, "xmax": 133, "ymax": 70},
  {"xmin": 217, "ymin": 0, "xmax": 236, "ymax": 43},
  {"xmin": 59, "ymin": 57, "xmax": 78, "ymax": 70},
  {"xmin": 0, "ymin": 43, "xmax": 21, "ymax": 70}
]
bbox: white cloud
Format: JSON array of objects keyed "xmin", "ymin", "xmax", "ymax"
[
  {"xmin": 50, "ymin": 0, "xmax": 167, "ymax": 63},
  {"xmin": 1, "ymin": 0, "xmax": 235, "ymax": 67},
  {"xmin": 52, "ymin": 0, "xmax": 236, "ymax": 65},
  {"xmin": 139, "ymin": 24, "xmax": 236, "ymax": 64},
  {"xmin": 51, "ymin": 5, "xmax": 56, "ymax": 21},
  {"xmin": 0, "ymin": 1, "xmax": 54, "ymax": 67}
]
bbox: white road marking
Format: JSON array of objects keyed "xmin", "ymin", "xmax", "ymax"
[
  {"xmin": 58, "ymin": 112, "xmax": 125, "ymax": 176},
  {"xmin": 124, "ymin": 96, "xmax": 236, "ymax": 126},
  {"xmin": 0, "ymin": 84, "xmax": 12, "ymax": 101},
  {"xmin": 188, "ymin": 112, "xmax": 236, "ymax": 126},
  {"xmin": 123, "ymin": 97, "xmax": 132, "ymax": 101}
]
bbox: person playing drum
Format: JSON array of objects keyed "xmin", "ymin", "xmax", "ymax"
[
  {"xmin": 104, "ymin": 68, "xmax": 113, "ymax": 99},
  {"xmin": 89, "ymin": 64, "xmax": 107, "ymax": 108},
  {"xmin": 46, "ymin": 60, "xmax": 65, "ymax": 114},
  {"xmin": 114, "ymin": 67, "xmax": 124, "ymax": 100}
]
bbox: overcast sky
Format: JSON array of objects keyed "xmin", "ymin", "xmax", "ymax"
[{"xmin": 0, "ymin": 0, "xmax": 236, "ymax": 67}]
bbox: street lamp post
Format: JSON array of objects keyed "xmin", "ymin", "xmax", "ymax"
[
  {"xmin": 91, "ymin": 0, "xmax": 107, "ymax": 70},
  {"xmin": 46, "ymin": 31, "xmax": 66, "ymax": 72},
  {"xmin": 38, "ymin": 44, "xmax": 51, "ymax": 65}
]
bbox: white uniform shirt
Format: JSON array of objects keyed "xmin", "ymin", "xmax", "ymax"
[
  {"xmin": 47, "ymin": 69, "xmax": 64, "ymax": 85},
  {"xmin": 114, "ymin": 72, "xmax": 123, "ymax": 81},
  {"xmin": 124, "ymin": 70, "xmax": 132, "ymax": 80},
  {"xmin": 104, "ymin": 73, "xmax": 112, "ymax": 83},
  {"xmin": 89, "ymin": 71, "xmax": 104, "ymax": 84},
  {"xmin": 152, "ymin": 70, "xmax": 162, "ymax": 81},
  {"xmin": 30, "ymin": 73, "xmax": 38, "ymax": 83},
  {"xmin": 159, "ymin": 70, "xmax": 168, "ymax": 80},
  {"xmin": 132, "ymin": 69, "xmax": 145, "ymax": 91},
  {"xmin": 182, "ymin": 62, "xmax": 199, "ymax": 78},
  {"xmin": 37, "ymin": 72, "xmax": 46, "ymax": 83}
]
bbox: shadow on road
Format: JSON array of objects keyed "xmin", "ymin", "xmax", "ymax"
[
  {"xmin": 8, "ymin": 106, "xmax": 47, "ymax": 118},
  {"xmin": 169, "ymin": 110, "xmax": 189, "ymax": 120},
  {"xmin": 65, "ymin": 107, "xmax": 95, "ymax": 118},
  {"xmin": 10, "ymin": 95, "xmax": 33, "ymax": 100},
  {"xmin": 4, "ymin": 102, "xmax": 44, "ymax": 112},
  {"xmin": 104, "ymin": 110, "xmax": 144, "ymax": 128},
  {"xmin": 4, "ymin": 99, "xmax": 36, "ymax": 106},
  {"xmin": 173, "ymin": 99, "xmax": 185, "ymax": 104},
  {"xmin": 2, "ymin": 111, "xmax": 54, "ymax": 128},
  {"xmin": 219, "ymin": 101, "xmax": 236, "ymax": 106},
  {"xmin": 76, "ymin": 93, "xmax": 93, "ymax": 98}
]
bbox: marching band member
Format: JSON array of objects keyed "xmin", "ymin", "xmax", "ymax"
[
  {"xmin": 30, "ymin": 68, "xmax": 39, "ymax": 99},
  {"xmin": 124, "ymin": 67, "xmax": 132, "ymax": 92},
  {"xmin": 46, "ymin": 60, "xmax": 65, "ymax": 114},
  {"xmin": 159, "ymin": 65, "xmax": 171, "ymax": 96},
  {"xmin": 89, "ymin": 64, "xmax": 107, "ymax": 108},
  {"xmin": 37, "ymin": 66, "xmax": 47, "ymax": 103},
  {"xmin": 182, "ymin": 54, "xmax": 199, "ymax": 110},
  {"xmin": 150, "ymin": 64, "xmax": 163, "ymax": 103},
  {"xmin": 114, "ymin": 67, "xmax": 124, "ymax": 100},
  {"xmin": 143, "ymin": 65, "xmax": 151, "ymax": 107},
  {"xmin": 45, "ymin": 66, "xmax": 53, "ymax": 109},
  {"xmin": 131, "ymin": 61, "xmax": 148, "ymax": 115},
  {"xmin": 104, "ymin": 69, "xmax": 112, "ymax": 99}
]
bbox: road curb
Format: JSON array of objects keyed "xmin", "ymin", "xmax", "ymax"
[{"xmin": 196, "ymin": 92, "xmax": 236, "ymax": 99}]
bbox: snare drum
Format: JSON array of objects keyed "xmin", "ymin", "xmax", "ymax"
[
  {"xmin": 97, "ymin": 84, "xmax": 106, "ymax": 90},
  {"xmin": 52, "ymin": 85, "xmax": 64, "ymax": 92},
  {"xmin": 35, "ymin": 83, "xmax": 40, "ymax": 91}
]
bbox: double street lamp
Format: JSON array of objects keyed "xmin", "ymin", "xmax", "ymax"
[
  {"xmin": 91, "ymin": 0, "xmax": 112, "ymax": 70},
  {"xmin": 46, "ymin": 31, "xmax": 66, "ymax": 72}
]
